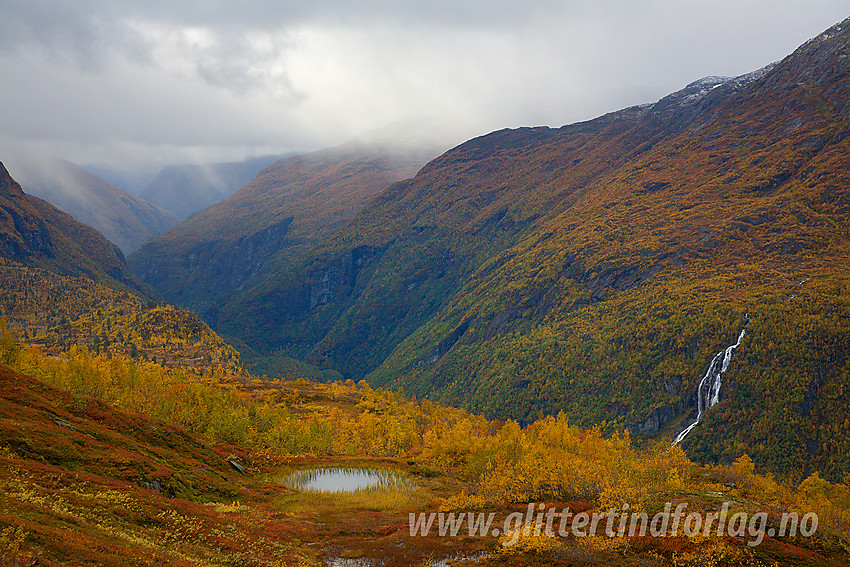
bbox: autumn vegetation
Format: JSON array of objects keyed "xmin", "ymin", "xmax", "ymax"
[
  {"xmin": 0, "ymin": 259, "xmax": 242, "ymax": 374},
  {"xmin": 129, "ymin": 141, "xmax": 434, "ymax": 315},
  {"xmin": 2, "ymin": 312, "xmax": 849, "ymax": 565}
]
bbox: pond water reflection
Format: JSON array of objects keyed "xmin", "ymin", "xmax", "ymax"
[{"xmin": 284, "ymin": 467, "xmax": 415, "ymax": 493}]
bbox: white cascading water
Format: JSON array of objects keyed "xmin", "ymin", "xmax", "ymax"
[{"xmin": 674, "ymin": 327, "xmax": 747, "ymax": 444}]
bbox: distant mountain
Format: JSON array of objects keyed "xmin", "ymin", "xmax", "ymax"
[
  {"xmin": 140, "ymin": 155, "xmax": 289, "ymax": 219},
  {"xmin": 6, "ymin": 159, "xmax": 180, "ymax": 254},
  {"xmin": 129, "ymin": 139, "xmax": 443, "ymax": 317},
  {"xmin": 133, "ymin": 18, "xmax": 850, "ymax": 480},
  {"xmin": 83, "ymin": 163, "xmax": 162, "ymax": 196},
  {"xmin": 0, "ymin": 161, "xmax": 144, "ymax": 292}
]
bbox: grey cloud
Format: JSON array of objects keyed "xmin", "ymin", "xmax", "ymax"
[
  {"xmin": 189, "ymin": 30, "xmax": 301, "ymax": 97},
  {"xmin": 0, "ymin": 1, "xmax": 151, "ymax": 70},
  {"xmin": 1, "ymin": 0, "xmax": 848, "ymax": 171}
]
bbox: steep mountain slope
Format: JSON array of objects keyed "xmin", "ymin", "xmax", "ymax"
[
  {"xmin": 129, "ymin": 140, "xmax": 440, "ymax": 317},
  {"xmin": 0, "ymin": 161, "xmax": 144, "ymax": 292},
  {"xmin": 8, "ymin": 158, "xmax": 180, "ymax": 253},
  {"xmin": 140, "ymin": 154, "xmax": 288, "ymax": 219},
  {"xmin": 171, "ymin": 19, "xmax": 850, "ymax": 480}
]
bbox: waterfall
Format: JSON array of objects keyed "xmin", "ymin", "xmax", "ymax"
[{"xmin": 674, "ymin": 327, "xmax": 746, "ymax": 444}]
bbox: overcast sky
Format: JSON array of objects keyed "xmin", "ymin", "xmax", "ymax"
[{"xmin": 0, "ymin": 1, "xmax": 847, "ymax": 173}]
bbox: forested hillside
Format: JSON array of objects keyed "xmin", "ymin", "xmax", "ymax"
[
  {"xmin": 0, "ymin": 259, "xmax": 242, "ymax": 374},
  {"xmin": 0, "ymin": 163, "xmax": 242, "ymax": 374},
  {"xmin": 2, "ymin": 331, "xmax": 849, "ymax": 565},
  {"xmin": 6, "ymin": 7, "xmax": 850, "ymax": 565},
  {"xmin": 1, "ymin": 122, "xmax": 849, "ymax": 565}
]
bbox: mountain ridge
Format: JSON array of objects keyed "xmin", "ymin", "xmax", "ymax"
[{"xmin": 0, "ymin": 162, "xmax": 244, "ymax": 374}]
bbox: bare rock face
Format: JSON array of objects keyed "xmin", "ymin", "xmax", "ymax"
[{"xmin": 628, "ymin": 407, "xmax": 676, "ymax": 436}]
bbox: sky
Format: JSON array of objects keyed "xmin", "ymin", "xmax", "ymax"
[{"xmin": 0, "ymin": 1, "xmax": 848, "ymax": 175}]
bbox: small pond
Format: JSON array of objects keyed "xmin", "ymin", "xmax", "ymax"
[{"xmin": 284, "ymin": 467, "xmax": 415, "ymax": 493}]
